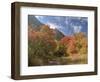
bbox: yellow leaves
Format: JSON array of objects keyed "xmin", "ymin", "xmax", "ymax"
[{"xmin": 28, "ymin": 25, "xmax": 88, "ymax": 65}]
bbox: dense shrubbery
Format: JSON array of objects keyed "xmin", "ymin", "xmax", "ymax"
[{"xmin": 28, "ymin": 25, "xmax": 87, "ymax": 66}]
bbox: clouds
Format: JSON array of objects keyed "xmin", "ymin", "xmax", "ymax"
[
  {"xmin": 47, "ymin": 22, "xmax": 57, "ymax": 29},
  {"xmin": 73, "ymin": 25, "xmax": 82, "ymax": 33},
  {"xmin": 34, "ymin": 15, "xmax": 88, "ymax": 36}
]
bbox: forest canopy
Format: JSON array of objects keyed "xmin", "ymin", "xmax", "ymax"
[{"xmin": 28, "ymin": 24, "xmax": 88, "ymax": 66}]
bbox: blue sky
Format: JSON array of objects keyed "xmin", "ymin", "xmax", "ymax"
[{"xmin": 34, "ymin": 15, "xmax": 88, "ymax": 36}]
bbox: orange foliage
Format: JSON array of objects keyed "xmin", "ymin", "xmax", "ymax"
[
  {"xmin": 40, "ymin": 25, "xmax": 56, "ymax": 38},
  {"xmin": 74, "ymin": 32, "xmax": 87, "ymax": 54},
  {"xmin": 28, "ymin": 25, "xmax": 57, "ymax": 49},
  {"xmin": 60, "ymin": 36, "xmax": 77, "ymax": 54}
]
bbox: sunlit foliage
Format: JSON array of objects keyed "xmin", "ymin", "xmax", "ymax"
[{"xmin": 28, "ymin": 25, "xmax": 88, "ymax": 66}]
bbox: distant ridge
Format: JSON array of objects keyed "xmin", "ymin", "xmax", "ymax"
[{"xmin": 28, "ymin": 15, "xmax": 44, "ymax": 29}]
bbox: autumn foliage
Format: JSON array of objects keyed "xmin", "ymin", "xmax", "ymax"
[
  {"xmin": 60, "ymin": 36, "xmax": 77, "ymax": 54},
  {"xmin": 28, "ymin": 25, "xmax": 88, "ymax": 66}
]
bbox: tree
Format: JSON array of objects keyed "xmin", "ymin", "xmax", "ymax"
[
  {"xmin": 40, "ymin": 25, "xmax": 55, "ymax": 38},
  {"xmin": 74, "ymin": 32, "xmax": 87, "ymax": 54},
  {"xmin": 60, "ymin": 36, "xmax": 77, "ymax": 56},
  {"xmin": 28, "ymin": 25, "xmax": 57, "ymax": 66}
]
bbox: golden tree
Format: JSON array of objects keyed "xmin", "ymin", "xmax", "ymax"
[{"xmin": 74, "ymin": 32, "xmax": 88, "ymax": 54}]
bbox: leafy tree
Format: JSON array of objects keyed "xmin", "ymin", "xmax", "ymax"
[
  {"xmin": 60, "ymin": 36, "xmax": 77, "ymax": 56},
  {"xmin": 54, "ymin": 41, "xmax": 67, "ymax": 57},
  {"xmin": 40, "ymin": 25, "xmax": 55, "ymax": 38},
  {"xmin": 28, "ymin": 25, "xmax": 57, "ymax": 66},
  {"xmin": 74, "ymin": 32, "xmax": 87, "ymax": 54}
]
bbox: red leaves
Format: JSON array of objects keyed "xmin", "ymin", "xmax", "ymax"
[
  {"xmin": 28, "ymin": 25, "xmax": 88, "ymax": 65},
  {"xmin": 28, "ymin": 25, "xmax": 57, "ymax": 50},
  {"xmin": 60, "ymin": 36, "xmax": 77, "ymax": 54},
  {"xmin": 40, "ymin": 25, "xmax": 55, "ymax": 37},
  {"xmin": 60, "ymin": 36, "xmax": 75, "ymax": 46}
]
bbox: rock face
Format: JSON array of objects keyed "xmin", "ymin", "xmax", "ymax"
[
  {"xmin": 28, "ymin": 15, "xmax": 87, "ymax": 37},
  {"xmin": 28, "ymin": 15, "xmax": 44, "ymax": 29},
  {"xmin": 54, "ymin": 28, "xmax": 65, "ymax": 40},
  {"xmin": 28, "ymin": 15, "xmax": 65, "ymax": 40}
]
